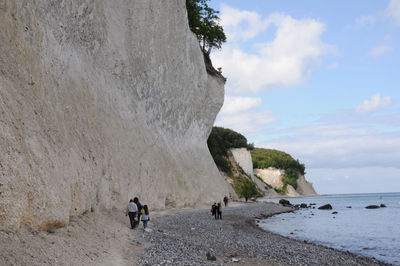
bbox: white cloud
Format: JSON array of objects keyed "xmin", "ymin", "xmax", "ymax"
[
  {"xmin": 385, "ymin": 0, "xmax": 400, "ymax": 26},
  {"xmin": 308, "ymin": 167, "xmax": 400, "ymax": 194},
  {"xmin": 355, "ymin": 15, "xmax": 376, "ymax": 27},
  {"xmin": 257, "ymin": 124, "xmax": 400, "ymax": 169},
  {"xmin": 220, "ymin": 96, "xmax": 262, "ymax": 115},
  {"xmin": 216, "ymin": 109, "xmax": 275, "ymax": 137},
  {"xmin": 327, "ymin": 62, "xmax": 339, "ymax": 70},
  {"xmin": 356, "ymin": 93, "xmax": 393, "ymax": 113},
  {"xmin": 212, "ymin": 8, "xmax": 331, "ymax": 94},
  {"xmin": 368, "ymin": 45, "xmax": 393, "ymax": 57},
  {"xmin": 220, "ymin": 4, "xmax": 271, "ymax": 41}
]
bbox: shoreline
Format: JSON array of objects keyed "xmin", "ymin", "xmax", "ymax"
[
  {"xmin": 0, "ymin": 201, "xmax": 390, "ymax": 265},
  {"xmin": 140, "ymin": 201, "xmax": 388, "ymax": 265}
]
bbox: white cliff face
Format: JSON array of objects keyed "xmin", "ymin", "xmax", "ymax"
[
  {"xmin": 230, "ymin": 148, "xmax": 276, "ymax": 195},
  {"xmin": 230, "ymin": 148, "xmax": 254, "ymax": 179},
  {"xmin": 254, "ymin": 168, "xmax": 317, "ymax": 197},
  {"xmin": 0, "ymin": 0, "xmax": 230, "ymax": 231},
  {"xmin": 254, "ymin": 168, "xmax": 285, "ymax": 189},
  {"xmin": 296, "ymin": 175, "xmax": 318, "ymax": 196},
  {"xmin": 286, "ymin": 185, "xmax": 300, "ymax": 197}
]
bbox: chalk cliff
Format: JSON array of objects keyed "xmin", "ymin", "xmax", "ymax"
[
  {"xmin": 0, "ymin": 0, "xmax": 230, "ymax": 231},
  {"xmin": 229, "ymin": 148, "xmax": 275, "ymax": 196},
  {"xmin": 230, "ymin": 148, "xmax": 316, "ymax": 197},
  {"xmin": 230, "ymin": 148, "xmax": 254, "ymax": 179},
  {"xmin": 254, "ymin": 168, "xmax": 317, "ymax": 197}
]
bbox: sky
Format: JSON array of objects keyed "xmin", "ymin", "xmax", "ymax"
[{"xmin": 208, "ymin": 0, "xmax": 400, "ymax": 194}]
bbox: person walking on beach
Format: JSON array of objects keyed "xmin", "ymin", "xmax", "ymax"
[
  {"xmin": 141, "ymin": 205, "xmax": 150, "ymax": 229},
  {"xmin": 211, "ymin": 203, "xmax": 217, "ymax": 217},
  {"xmin": 215, "ymin": 202, "xmax": 222, "ymax": 220},
  {"xmin": 125, "ymin": 199, "xmax": 138, "ymax": 229},
  {"xmin": 135, "ymin": 197, "xmax": 143, "ymax": 222},
  {"xmin": 223, "ymin": 196, "xmax": 229, "ymax": 207}
]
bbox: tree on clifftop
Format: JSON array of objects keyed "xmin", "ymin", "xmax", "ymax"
[{"xmin": 186, "ymin": 0, "xmax": 226, "ymax": 55}]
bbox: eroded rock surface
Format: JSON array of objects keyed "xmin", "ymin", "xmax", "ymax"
[
  {"xmin": 230, "ymin": 148, "xmax": 254, "ymax": 179},
  {"xmin": 254, "ymin": 168, "xmax": 317, "ymax": 197},
  {"xmin": 0, "ymin": 0, "xmax": 230, "ymax": 231}
]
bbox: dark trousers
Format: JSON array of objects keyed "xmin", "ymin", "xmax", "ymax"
[{"xmin": 128, "ymin": 212, "xmax": 137, "ymax": 229}]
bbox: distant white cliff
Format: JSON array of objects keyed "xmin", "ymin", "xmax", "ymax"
[
  {"xmin": 230, "ymin": 148, "xmax": 317, "ymax": 197},
  {"xmin": 0, "ymin": 0, "xmax": 230, "ymax": 231},
  {"xmin": 254, "ymin": 168, "xmax": 317, "ymax": 197},
  {"xmin": 230, "ymin": 148, "xmax": 254, "ymax": 179}
]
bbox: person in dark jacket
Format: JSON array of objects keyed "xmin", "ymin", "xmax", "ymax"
[
  {"xmin": 211, "ymin": 203, "xmax": 217, "ymax": 218},
  {"xmin": 215, "ymin": 202, "xmax": 222, "ymax": 220},
  {"xmin": 223, "ymin": 196, "xmax": 229, "ymax": 206},
  {"xmin": 134, "ymin": 197, "xmax": 143, "ymax": 222}
]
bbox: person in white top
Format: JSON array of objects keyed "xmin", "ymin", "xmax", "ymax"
[{"xmin": 125, "ymin": 199, "xmax": 138, "ymax": 229}]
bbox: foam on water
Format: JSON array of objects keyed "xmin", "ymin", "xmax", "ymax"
[{"xmin": 259, "ymin": 193, "xmax": 400, "ymax": 265}]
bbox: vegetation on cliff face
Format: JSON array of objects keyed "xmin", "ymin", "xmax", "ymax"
[
  {"xmin": 251, "ymin": 148, "xmax": 305, "ymax": 190},
  {"xmin": 186, "ymin": 0, "xmax": 226, "ymax": 55},
  {"xmin": 207, "ymin": 127, "xmax": 261, "ymax": 198},
  {"xmin": 207, "ymin": 127, "xmax": 249, "ymax": 173},
  {"xmin": 231, "ymin": 173, "xmax": 262, "ymax": 199},
  {"xmin": 186, "ymin": 0, "xmax": 227, "ymax": 77}
]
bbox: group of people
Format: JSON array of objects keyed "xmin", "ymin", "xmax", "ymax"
[
  {"xmin": 125, "ymin": 197, "xmax": 150, "ymax": 229},
  {"xmin": 211, "ymin": 196, "xmax": 229, "ymax": 220}
]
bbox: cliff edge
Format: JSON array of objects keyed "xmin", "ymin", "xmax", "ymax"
[{"xmin": 0, "ymin": 0, "xmax": 230, "ymax": 231}]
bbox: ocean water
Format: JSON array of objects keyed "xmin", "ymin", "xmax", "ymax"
[{"xmin": 259, "ymin": 193, "xmax": 400, "ymax": 265}]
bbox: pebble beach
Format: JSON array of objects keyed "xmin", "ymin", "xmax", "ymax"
[
  {"xmin": 0, "ymin": 201, "xmax": 390, "ymax": 265},
  {"xmin": 139, "ymin": 202, "xmax": 388, "ymax": 265}
]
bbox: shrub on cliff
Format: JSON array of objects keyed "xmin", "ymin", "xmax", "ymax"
[
  {"xmin": 232, "ymin": 176, "xmax": 262, "ymax": 199},
  {"xmin": 186, "ymin": 0, "xmax": 226, "ymax": 55}
]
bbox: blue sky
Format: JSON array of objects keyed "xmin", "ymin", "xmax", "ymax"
[{"xmin": 209, "ymin": 0, "xmax": 400, "ymax": 194}]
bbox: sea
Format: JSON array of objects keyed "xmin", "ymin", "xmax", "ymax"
[{"xmin": 259, "ymin": 192, "xmax": 400, "ymax": 265}]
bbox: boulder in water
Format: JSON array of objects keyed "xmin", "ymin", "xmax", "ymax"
[
  {"xmin": 332, "ymin": 211, "xmax": 338, "ymax": 214},
  {"xmin": 279, "ymin": 199, "xmax": 291, "ymax": 206},
  {"xmin": 300, "ymin": 203, "xmax": 308, "ymax": 208},
  {"xmin": 380, "ymin": 204, "xmax": 386, "ymax": 208},
  {"xmin": 318, "ymin": 204, "xmax": 332, "ymax": 210}
]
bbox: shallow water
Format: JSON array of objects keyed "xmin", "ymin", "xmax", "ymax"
[{"xmin": 259, "ymin": 192, "xmax": 400, "ymax": 265}]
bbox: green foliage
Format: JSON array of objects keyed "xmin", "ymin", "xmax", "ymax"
[
  {"xmin": 186, "ymin": 0, "xmax": 226, "ymax": 55},
  {"xmin": 232, "ymin": 176, "xmax": 261, "ymax": 198},
  {"xmin": 207, "ymin": 127, "xmax": 249, "ymax": 172},
  {"xmin": 282, "ymin": 168, "xmax": 298, "ymax": 189},
  {"xmin": 247, "ymin": 142, "xmax": 255, "ymax": 150},
  {"xmin": 213, "ymin": 155, "xmax": 232, "ymax": 174},
  {"xmin": 274, "ymin": 187, "xmax": 287, "ymax": 194},
  {"xmin": 251, "ymin": 148, "xmax": 306, "ymax": 189}
]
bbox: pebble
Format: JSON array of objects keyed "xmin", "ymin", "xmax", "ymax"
[{"xmin": 138, "ymin": 202, "xmax": 387, "ymax": 265}]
